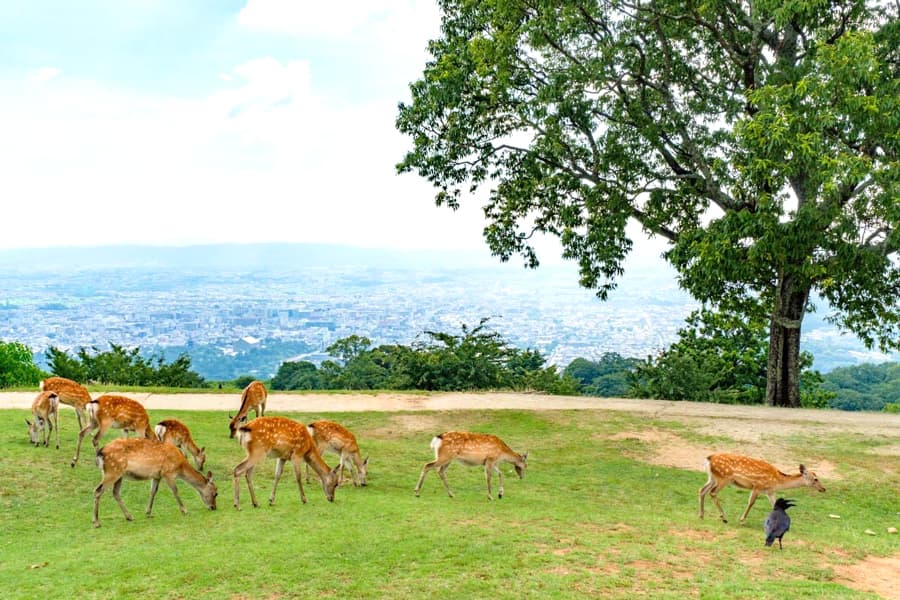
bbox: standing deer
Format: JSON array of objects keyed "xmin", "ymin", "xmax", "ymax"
[
  {"xmin": 155, "ymin": 418, "xmax": 207, "ymax": 471},
  {"xmin": 414, "ymin": 431, "xmax": 528, "ymax": 500},
  {"xmin": 305, "ymin": 420, "xmax": 369, "ymax": 486},
  {"xmin": 228, "ymin": 380, "xmax": 267, "ymax": 438},
  {"xmin": 26, "ymin": 391, "xmax": 60, "ymax": 449},
  {"xmin": 699, "ymin": 453, "xmax": 825, "ymax": 524},
  {"xmin": 232, "ymin": 416, "xmax": 340, "ymax": 509},
  {"xmin": 93, "ymin": 437, "xmax": 217, "ymax": 528},
  {"xmin": 71, "ymin": 394, "xmax": 157, "ymax": 467},
  {"xmin": 40, "ymin": 376, "xmax": 92, "ymax": 430}
]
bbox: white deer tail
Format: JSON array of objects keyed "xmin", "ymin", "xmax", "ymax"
[
  {"xmin": 237, "ymin": 428, "xmax": 252, "ymax": 448},
  {"xmin": 87, "ymin": 400, "xmax": 100, "ymax": 421},
  {"xmin": 154, "ymin": 424, "xmax": 167, "ymax": 441},
  {"xmin": 430, "ymin": 436, "xmax": 442, "ymax": 456},
  {"xmin": 39, "ymin": 379, "xmax": 46, "ymax": 391}
]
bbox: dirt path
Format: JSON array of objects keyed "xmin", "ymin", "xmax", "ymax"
[{"xmin": 4, "ymin": 390, "xmax": 899, "ymax": 435}]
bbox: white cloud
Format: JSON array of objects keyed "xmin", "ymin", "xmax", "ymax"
[
  {"xmin": 236, "ymin": 0, "xmax": 422, "ymax": 38},
  {"xmin": 0, "ymin": 55, "xmax": 489, "ymax": 253},
  {"xmin": 28, "ymin": 66, "xmax": 61, "ymax": 82}
]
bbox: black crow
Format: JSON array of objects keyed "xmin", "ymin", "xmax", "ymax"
[{"xmin": 764, "ymin": 498, "xmax": 796, "ymax": 549}]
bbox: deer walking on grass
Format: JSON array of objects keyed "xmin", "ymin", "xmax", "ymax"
[
  {"xmin": 232, "ymin": 416, "xmax": 340, "ymax": 509},
  {"xmin": 93, "ymin": 437, "xmax": 217, "ymax": 528},
  {"xmin": 228, "ymin": 380, "xmax": 267, "ymax": 438},
  {"xmin": 40, "ymin": 376, "xmax": 92, "ymax": 430},
  {"xmin": 26, "ymin": 391, "xmax": 60, "ymax": 449},
  {"xmin": 414, "ymin": 431, "xmax": 527, "ymax": 500},
  {"xmin": 305, "ymin": 420, "xmax": 368, "ymax": 487},
  {"xmin": 155, "ymin": 418, "xmax": 207, "ymax": 471},
  {"xmin": 699, "ymin": 453, "xmax": 825, "ymax": 524},
  {"xmin": 72, "ymin": 394, "xmax": 157, "ymax": 467}
]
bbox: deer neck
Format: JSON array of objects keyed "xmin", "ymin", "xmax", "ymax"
[
  {"xmin": 178, "ymin": 462, "xmax": 208, "ymax": 490},
  {"xmin": 304, "ymin": 446, "xmax": 333, "ymax": 481}
]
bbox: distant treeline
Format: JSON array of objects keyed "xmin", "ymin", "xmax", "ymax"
[{"xmin": 1, "ymin": 315, "xmax": 898, "ymax": 412}]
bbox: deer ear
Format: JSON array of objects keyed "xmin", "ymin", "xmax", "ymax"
[
  {"xmin": 522, "ymin": 451, "xmax": 529, "ymax": 462},
  {"xmin": 206, "ymin": 471, "xmax": 214, "ymax": 482},
  {"xmin": 799, "ymin": 464, "xmax": 806, "ymax": 474},
  {"xmin": 363, "ymin": 456, "xmax": 369, "ymax": 466},
  {"xmin": 25, "ymin": 419, "xmax": 31, "ymax": 426}
]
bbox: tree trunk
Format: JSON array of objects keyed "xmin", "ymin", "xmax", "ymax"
[{"xmin": 765, "ymin": 274, "xmax": 811, "ymax": 407}]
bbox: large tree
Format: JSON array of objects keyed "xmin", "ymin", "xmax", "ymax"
[{"xmin": 396, "ymin": 0, "xmax": 899, "ymax": 406}]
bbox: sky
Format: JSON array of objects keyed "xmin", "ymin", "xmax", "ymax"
[{"xmin": 0, "ymin": 0, "xmax": 669, "ymax": 266}]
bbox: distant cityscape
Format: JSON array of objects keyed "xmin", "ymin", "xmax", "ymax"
[{"xmin": 0, "ymin": 244, "xmax": 894, "ymax": 380}]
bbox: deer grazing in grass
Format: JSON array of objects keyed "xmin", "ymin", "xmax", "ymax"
[
  {"xmin": 232, "ymin": 416, "xmax": 340, "ymax": 509},
  {"xmin": 305, "ymin": 420, "xmax": 369, "ymax": 487},
  {"xmin": 40, "ymin": 376, "xmax": 92, "ymax": 430},
  {"xmin": 26, "ymin": 391, "xmax": 60, "ymax": 449},
  {"xmin": 93, "ymin": 437, "xmax": 217, "ymax": 528},
  {"xmin": 699, "ymin": 453, "xmax": 825, "ymax": 524},
  {"xmin": 155, "ymin": 418, "xmax": 207, "ymax": 471},
  {"xmin": 414, "ymin": 431, "xmax": 528, "ymax": 500},
  {"xmin": 71, "ymin": 394, "xmax": 157, "ymax": 467},
  {"xmin": 228, "ymin": 380, "xmax": 267, "ymax": 438}
]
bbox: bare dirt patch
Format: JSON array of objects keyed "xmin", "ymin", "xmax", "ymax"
[
  {"xmin": 832, "ymin": 555, "xmax": 900, "ymax": 600},
  {"xmin": 606, "ymin": 428, "xmax": 843, "ymax": 479},
  {"xmin": 368, "ymin": 414, "xmax": 444, "ymax": 439}
]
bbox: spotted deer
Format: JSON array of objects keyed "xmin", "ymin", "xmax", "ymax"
[
  {"xmin": 232, "ymin": 416, "xmax": 340, "ymax": 509},
  {"xmin": 414, "ymin": 431, "xmax": 528, "ymax": 500},
  {"xmin": 699, "ymin": 453, "xmax": 826, "ymax": 524},
  {"xmin": 26, "ymin": 391, "xmax": 60, "ymax": 449},
  {"xmin": 71, "ymin": 394, "xmax": 157, "ymax": 467},
  {"xmin": 155, "ymin": 418, "xmax": 207, "ymax": 471},
  {"xmin": 228, "ymin": 380, "xmax": 267, "ymax": 438},
  {"xmin": 93, "ymin": 437, "xmax": 217, "ymax": 528},
  {"xmin": 40, "ymin": 376, "xmax": 92, "ymax": 430},
  {"xmin": 305, "ymin": 420, "xmax": 369, "ymax": 486}
]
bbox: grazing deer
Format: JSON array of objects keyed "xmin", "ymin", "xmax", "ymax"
[
  {"xmin": 699, "ymin": 453, "xmax": 825, "ymax": 524},
  {"xmin": 414, "ymin": 431, "xmax": 528, "ymax": 500},
  {"xmin": 155, "ymin": 418, "xmax": 207, "ymax": 471},
  {"xmin": 26, "ymin": 391, "xmax": 60, "ymax": 449},
  {"xmin": 93, "ymin": 437, "xmax": 217, "ymax": 528},
  {"xmin": 232, "ymin": 416, "xmax": 340, "ymax": 509},
  {"xmin": 305, "ymin": 420, "xmax": 369, "ymax": 487},
  {"xmin": 40, "ymin": 376, "xmax": 92, "ymax": 430},
  {"xmin": 228, "ymin": 380, "xmax": 267, "ymax": 438},
  {"xmin": 71, "ymin": 394, "xmax": 157, "ymax": 467}
]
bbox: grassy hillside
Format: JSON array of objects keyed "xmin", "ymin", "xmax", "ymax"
[{"xmin": 1, "ymin": 407, "xmax": 896, "ymax": 598}]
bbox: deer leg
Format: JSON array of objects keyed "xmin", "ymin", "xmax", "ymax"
[
  {"xmin": 292, "ymin": 458, "xmax": 308, "ymax": 504},
  {"xmin": 146, "ymin": 478, "xmax": 161, "ymax": 517},
  {"xmin": 165, "ymin": 476, "xmax": 187, "ymax": 515},
  {"xmin": 270, "ymin": 458, "xmax": 286, "ymax": 505},
  {"xmin": 437, "ymin": 464, "xmax": 454, "ymax": 498},
  {"xmin": 232, "ymin": 459, "xmax": 258, "ymax": 510},
  {"xmin": 92, "ymin": 480, "xmax": 109, "ymax": 528},
  {"xmin": 52, "ymin": 410, "xmax": 59, "ymax": 450},
  {"xmin": 92, "ymin": 423, "xmax": 110, "ymax": 450},
  {"xmin": 112, "ymin": 478, "xmax": 133, "ymax": 522},
  {"xmin": 483, "ymin": 464, "xmax": 494, "ymax": 501},
  {"xmin": 414, "ymin": 461, "xmax": 438, "ymax": 497},
  {"xmin": 708, "ymin": 485, "xmax": 729, "ymax": 523},
  {"xmin": 495, "ymin": 464, "xmax": 505, "ymax": 499},
  {"xmin": 72, "ymin": 422, "xmax": 96, "ymax": 467},
  {"xmin": 739, "ymin": 490, "xmax": 761, "ymax": 524},
  {"xmin": 698, "ymin": 478, "xmax": 717, "ymax": 519}
]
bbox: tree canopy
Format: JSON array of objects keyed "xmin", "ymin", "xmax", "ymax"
[
  {"xmin": 0, "ymin": 340, "xmax": 44, "ymax": 387},
  {"xmin": 46, "ymin": 343, "xmax": 205, "ymax": 387},
  {"xmin": 397, "ymin": 0, "xmax": 900, "ymax": 406}
]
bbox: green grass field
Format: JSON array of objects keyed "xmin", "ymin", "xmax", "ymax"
[{"xmin": 1, "ymin": 406, "xmax": 896, "ymax": 598}]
